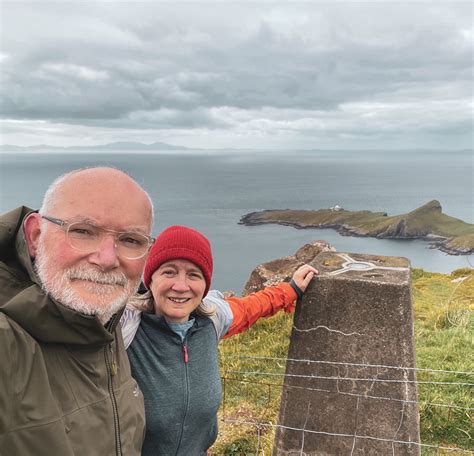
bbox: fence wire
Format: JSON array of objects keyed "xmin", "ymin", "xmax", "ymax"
[
  {"xmin": 213, "ymin": 273, "xmax": 472, "ymax": 454},
  {"xmin": 215, "ymin": 355, "xmax": 473, "ymax": 455}
]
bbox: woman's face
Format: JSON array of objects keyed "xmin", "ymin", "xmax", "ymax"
[{"xmin": 150, "ymin": 259, "xmax": 206, "ymax": 324}]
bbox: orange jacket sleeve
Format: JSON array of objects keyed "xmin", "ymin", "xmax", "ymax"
[{"xmin": 223, "ymin": 282, "xmax": 298, "ymax": 339}]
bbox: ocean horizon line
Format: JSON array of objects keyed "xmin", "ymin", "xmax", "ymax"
[{"xmin": 1, "ymin": 145, "xmax": 472, "ymax": 154}]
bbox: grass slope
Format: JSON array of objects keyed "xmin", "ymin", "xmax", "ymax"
[{"xmin": 213, "ymin": 268, "xmax": 473, "ymax": 455}]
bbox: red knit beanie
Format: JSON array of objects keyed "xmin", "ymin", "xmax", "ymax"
[{"xmin": 143, "ymin": 225, "xmax": 213, "ymax": 295}]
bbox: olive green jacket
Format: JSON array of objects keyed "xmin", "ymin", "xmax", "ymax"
[{"xmin": 0, "ymin": 207, "xmax": 145, "ymax": 455}]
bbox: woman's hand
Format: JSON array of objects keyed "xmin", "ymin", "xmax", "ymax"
[{"xmin": 292, "ymin": 264, "xmax": 318, "ymax": 293}]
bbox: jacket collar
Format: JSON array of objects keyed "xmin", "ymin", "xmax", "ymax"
[
  {"xmin": 141, "ymin": 311, "xmax": 207, "ymax": 335},
  {"xmin": 1, "ymin": 285, "xmax": 120, "ymax": 346},
  {"xmin": 15, "ymin": 216, "xmax": 38, "ymax": 283},
  {"xmin": 0, "ymin": 206, "xmax": 35, "ymax": 279}
]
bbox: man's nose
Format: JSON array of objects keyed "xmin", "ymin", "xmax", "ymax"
[{"xmin": 88, "ymin": 235, "xmax": 120, "ymax": 270}]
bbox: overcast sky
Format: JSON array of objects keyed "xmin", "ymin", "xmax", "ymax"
[{"xmin": 0, "ymin": 1, "xmax": 472, "ymax": 149}]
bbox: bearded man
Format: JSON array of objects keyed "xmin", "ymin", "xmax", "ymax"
[{"xmin": 0, "ymin": 167, "xmax": 153, "ymax": 455}]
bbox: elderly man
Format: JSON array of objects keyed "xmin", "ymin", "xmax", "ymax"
[{"xmin": 0, "ymin": 167, "xmax": 153, "ymax": 455}]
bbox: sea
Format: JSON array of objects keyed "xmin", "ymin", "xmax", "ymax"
[{"xmin": 1, "ymin": 149, "xmax": 472, "ymax": 293}]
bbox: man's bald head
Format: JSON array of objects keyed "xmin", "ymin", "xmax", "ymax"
[{"xmin": 39, "ymin": 167, "xmax": 154, "ymax": 228}]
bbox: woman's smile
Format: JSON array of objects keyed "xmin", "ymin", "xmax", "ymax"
[{"xmin": 167, "ymin": 297, "xmax": 191, "ymax": 304}]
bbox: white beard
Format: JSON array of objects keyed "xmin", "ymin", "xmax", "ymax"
[{"xmin": 35, "ymin": 237, "xmax": 140, "ymax": 324}]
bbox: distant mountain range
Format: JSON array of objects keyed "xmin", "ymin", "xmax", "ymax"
[
  {"xmin": 0, "ymin": 141, "xmax": 190, "ymax": 151},
  {"xmin": 2, "ymin": 143, "xmax": 472, "ymax": 153}
]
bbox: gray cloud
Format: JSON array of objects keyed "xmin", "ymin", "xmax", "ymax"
[{"xmin": 0, "ymin": 1, "xmax": 472, "ymax": 148}]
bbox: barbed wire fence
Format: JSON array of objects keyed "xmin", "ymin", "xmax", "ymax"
[
  {"xmin": 215, "ymin": 356, "xmax": 473, "ymax": 455},
  {"xmin": 212, "ymin": 271, "xmax": 473, "ymax": 455}
]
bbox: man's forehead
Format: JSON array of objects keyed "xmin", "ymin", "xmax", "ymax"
[
  {"xmin": 55, "ymin": 206, "xmax": 151, "ymax": 231},
  {"xmin": 50, "ymin": 176, "xmax": 152, "ymax": 231}
]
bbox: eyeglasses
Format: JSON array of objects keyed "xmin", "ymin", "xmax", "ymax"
[{"xmin": 42, "ymin": 215, "xmax": 154, "ymax": 260}]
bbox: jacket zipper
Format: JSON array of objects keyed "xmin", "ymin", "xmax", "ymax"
[
  {"xmin": 183, "ymin": 343, "xmax": 189, "ymax": 364},
  {"xmin": 175, "ymin": 337, "xmax": 190, "ymax": 455},
  {"xmin": 105, "ymin": 315, "xmax": 122, "ymax": 456}
]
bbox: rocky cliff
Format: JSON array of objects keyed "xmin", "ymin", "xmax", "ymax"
[
  {"xmin": 240, "ymin": 200, "xmax": 474, "ymax": 256},
  {"xmin": 242, "ymin": 240, "xmax": 335, "ymax": 295}
]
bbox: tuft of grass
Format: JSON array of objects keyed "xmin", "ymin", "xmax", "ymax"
[{"xmin": 211, "ymin": 268, "xmax": 473, "ymax": 455}]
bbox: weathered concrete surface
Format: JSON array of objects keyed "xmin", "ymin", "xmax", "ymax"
[
  {"xmin": 243, "ymin": 240, "xmax": 335, "ymax": 295},
  {"xmin": 273, "ymin": 252, "xmax": 420, "ymax": 456}
]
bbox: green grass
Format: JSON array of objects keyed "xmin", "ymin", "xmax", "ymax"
[
  {"xmin": 412, "ymin": 268, "xmax": 473, "ymax": 455},
  {"xmin": 211, "ymin": 268, "xmax": 473, "ymax": 455}
]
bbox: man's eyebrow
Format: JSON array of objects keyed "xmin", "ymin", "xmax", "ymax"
[
  {"xmin": 68, "ymin": 216, "xmax": 98, "ymax": 224},
  {"xmin": 125, "ymin": 227, "xmax": 151, "ymax": 234},
  {"xmin": 69, "ymin": 217, "xmax": 149, "ymax": 234}
]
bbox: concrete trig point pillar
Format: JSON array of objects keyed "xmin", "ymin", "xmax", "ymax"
[{"xmin": 273, "ymin": 252, "xmax": 420, "ymax": 455}]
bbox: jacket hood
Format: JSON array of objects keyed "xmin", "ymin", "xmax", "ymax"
[
  {"xmin": 0, "ymin": 206, "xmax": 120, "ymax": 346},
  {"xmin": 1, "ymin": 284, "xmax": 119, "ymax": 346},
  {"xmin": 0, "ymin": 206, "xmax": 35, "ymax": 275}
]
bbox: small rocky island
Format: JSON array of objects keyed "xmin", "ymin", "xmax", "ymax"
[{"xmin": 239, "ymin": 200, "xmax": 474, "ymax": 255}]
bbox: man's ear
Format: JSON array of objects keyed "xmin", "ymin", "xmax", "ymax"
[{"xmin": 23, "ymin": 213, "xmax": 42, "ymax": 258}]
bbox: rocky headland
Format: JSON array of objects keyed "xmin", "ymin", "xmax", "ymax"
[
  {"xmin": 239, "ymin": 200, "xmax": 474, "ymax": 256},
  {"xmin": 242, "ymin": 240, "xmax": 335, "ymax": 295}
]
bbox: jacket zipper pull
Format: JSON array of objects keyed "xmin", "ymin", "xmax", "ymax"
[
  {"xmin": 110, "ymin": 345, "xmax": 118, "ymax": 376},
  {"xmin": 183, "ymin": 344, "xmax": 189, "ymax": 364}
]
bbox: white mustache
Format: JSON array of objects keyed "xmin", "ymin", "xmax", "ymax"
[{"xmin": 66, "ymin": 267, "xmax": 127, "ymax": 287}]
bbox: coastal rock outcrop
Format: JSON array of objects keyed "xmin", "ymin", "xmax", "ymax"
[
  {"xmin": 242, "ymin": 240, "xmax": 335, "ymax": 295},
  {"xmin": 239, "ymin": 200, "xmax": 473, "ymax": 256}
]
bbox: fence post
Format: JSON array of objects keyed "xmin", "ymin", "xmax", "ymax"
[{"xmin": 273, "ymin": 252, "xmax": 420, "ymax": 455}]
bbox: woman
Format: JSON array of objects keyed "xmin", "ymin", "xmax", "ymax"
[{"xmin": 121, "ymin": 225, "xmax": 317, "ymax": 455}]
